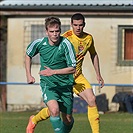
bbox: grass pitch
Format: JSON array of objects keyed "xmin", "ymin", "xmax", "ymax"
[{"xmin": 0, "ymin": 111, "xmax": 133, "ymax": 133}]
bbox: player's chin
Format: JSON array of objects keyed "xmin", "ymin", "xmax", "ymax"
[
  {"xmin": 75, "ymin": 32, "xmax": 81, "ymax": 36},
  {"xmin": 52, "ymin": 39, "xmax": 59, "ymax": 43}
]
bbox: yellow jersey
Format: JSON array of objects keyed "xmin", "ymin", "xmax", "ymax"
[{"xmin": 62, "ymin": 30, "xmax": 96, "ymax": 78}]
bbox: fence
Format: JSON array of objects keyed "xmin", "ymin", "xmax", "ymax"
[{"xmin": 0, "ymin": 82, "xmax": 133, "ymax": 112}]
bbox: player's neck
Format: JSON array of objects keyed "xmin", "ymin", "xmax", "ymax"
[{"xmin": 76, "ymin": 32, "xmax": 84, "ymax": 38}]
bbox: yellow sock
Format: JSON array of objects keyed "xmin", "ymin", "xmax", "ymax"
[
  {"xmin": 88, "ymin": 106, "xmax": 100, "ymax": 133},
  {"xmin": 32, "ymin": 107, "xmax": 50, "ymax": 124}
]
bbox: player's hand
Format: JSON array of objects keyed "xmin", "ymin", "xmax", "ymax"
[
  {"xmin": 39, "ymin": 66, "xmax": 55, "ymax": 76},
  {"xmin": 97, "ymin": 76, "xmax": 104, "ymax": 88},
  {"xmin": 27, "ymin": 75, "xmax": 35, "ymax": 84}
]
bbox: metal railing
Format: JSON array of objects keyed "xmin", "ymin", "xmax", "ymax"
[{"xmin": 0, "ymin": 82, "xmax": 133, "ymax": 87}]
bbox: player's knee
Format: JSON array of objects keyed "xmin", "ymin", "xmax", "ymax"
[
  {"xmin": 50, "ymin": 108, "xmax": 60, "ymax": 117},
  {"xmin": 92, "ymin": 95, "xmax": 96, "ymax": 102},
  {"xmin": 88, "ymin": 95, "xmax": 96, "ymax": 106}
]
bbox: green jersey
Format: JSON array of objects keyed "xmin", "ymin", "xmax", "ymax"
[{"xmin": 26, "ymin": 36, "xmax": 76, "ymax": 88}]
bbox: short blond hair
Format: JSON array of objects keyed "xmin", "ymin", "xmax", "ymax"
[{"xmin": 45, "ymin": 16, "xmax": 61, "ymax": 30}]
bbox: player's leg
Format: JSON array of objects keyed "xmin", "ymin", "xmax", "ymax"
[
  {"xmin": 48, "ymin": 100, "xmax": 64, "ymax": 133},
  {"xmin": 26, "ymin": 107, "xmax": 50, "ymax": 133},
  {"xmin": 74, "ymin": 74, "xmax": 100, "ymax": 133},
  {"xmin": 79, "ymin": 89, "xmax": 99, "ymax": 133},
  {"xmin": 59, "ymin": 85, "xmax": 74, "ymax": 133},
  {"xmin": 46, "ymin": 87, "xmax": 65, "ymax": 133},
  {"xmin": 62, "ymin": 113, "xmax": 74, "ymax": 133},
  {"xmin": 33, "ymin": 107, "xmax": 50, "ymax": 124},
  {"xmin": 26, "ymin": 85, "xmax": 50, "ymax": 133}
]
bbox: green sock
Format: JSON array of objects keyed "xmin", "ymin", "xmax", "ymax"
[
  {"xmin": 63, "ymin": 117, "xmax": 74, "ymax": 133},
  {"xmin": 50, "ymin": 116, "xmax": 63, "ymax": 133}
]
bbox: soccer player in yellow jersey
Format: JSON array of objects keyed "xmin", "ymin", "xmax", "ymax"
[{"xmin": 26, "ymin": 13, "xmax": 104, "ymax": 133}]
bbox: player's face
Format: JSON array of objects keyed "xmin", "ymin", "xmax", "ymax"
[
  {"xmin": 71, "ymin": 19, "xmax": 85, "ymax": 37},
  {"xmin": 46, "ymin": 24, "xmax": 61, "ymax": 45}
]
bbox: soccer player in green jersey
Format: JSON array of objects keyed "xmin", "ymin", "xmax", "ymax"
[
  {"xmin": 25, "ymin": 16, "xmax": 76, "ymax": 133},
  {"xmin": 26, "ymin": 13, "xmax": 104, "ymax": 133}
]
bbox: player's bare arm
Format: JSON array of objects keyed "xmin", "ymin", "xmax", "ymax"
[
  {"xmin": 25, "ymin": 54, "xmax": 35, "ymax": 84},
  {"xmin": 39, "ymin": 66, "xmax": 76, "ymax": 76},
  {"xmin": 90, "ymin": 52, "xmax": 104, "ymax": 88}
]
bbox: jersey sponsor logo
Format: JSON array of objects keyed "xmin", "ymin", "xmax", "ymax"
[
  {"xmin": 42, "ymin": 42, "xmax": 47, "ymax": 46},
  {"xmin": 78, "ymin": 45, "xmax": 84, "ymax": 52}
]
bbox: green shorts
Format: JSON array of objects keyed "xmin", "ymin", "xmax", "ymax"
[{"xmin": 41, "ymin": 84, "xmax": 73, "ymax": 115}]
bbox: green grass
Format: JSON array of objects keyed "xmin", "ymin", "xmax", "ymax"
[{"xmin": 0, "ymin": 111, "xmax": 133, "ymax": 133}]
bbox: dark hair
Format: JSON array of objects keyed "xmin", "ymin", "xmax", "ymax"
[
  {"xmin": 71, "ymin": 13, "xmax": 85, "ymax": 25},
  {"xmin": 45, "ymin": 16, "xmax": 61, "ymax": 30}
]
